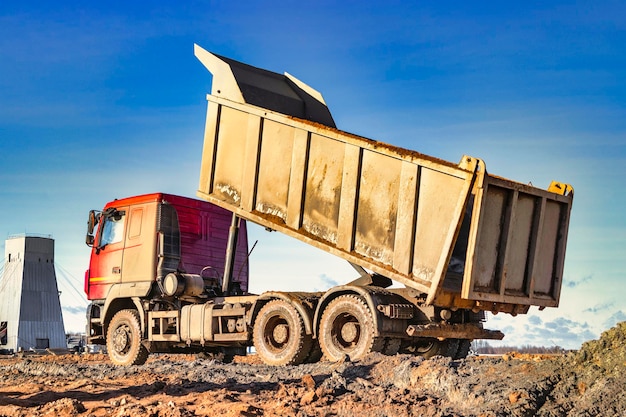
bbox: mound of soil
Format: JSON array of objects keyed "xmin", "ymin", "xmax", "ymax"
[{"xmin": 0, "ymin": 322, "xmax": 624, "ymax": 416}]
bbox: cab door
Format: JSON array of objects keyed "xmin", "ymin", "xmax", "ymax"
[
  {"xmin": 87, "ymin": 207, "xmax": 128, "ymax": 300},
  {"xmin": 120, "ymin": 203, "xmax": 158, "ymax": 283}
]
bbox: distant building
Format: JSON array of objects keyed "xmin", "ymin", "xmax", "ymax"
[{"xmin": 0, "ymin": 235, "xmax": 66, "ymax": 352}]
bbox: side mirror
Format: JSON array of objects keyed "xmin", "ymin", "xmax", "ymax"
[{"xmin": 86, "ymin": 210, "xmax": 100, "ymax": 247}]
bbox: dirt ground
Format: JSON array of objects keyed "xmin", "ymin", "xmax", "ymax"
[{"xmin": 0, "ymin": 322, "xmax": 624, "ymax": 417}]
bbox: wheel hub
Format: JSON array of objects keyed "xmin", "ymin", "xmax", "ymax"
[
  {"xmin": 112, "ymin": 326, "xmax": 130, "ymax": 352},
  {"xmin": 340, "ymin": 322, "xmax": 359, "ymax": 344},
  {"xmin": 273, "ymin": 324, "xmax": 289, "ymax": 344}
]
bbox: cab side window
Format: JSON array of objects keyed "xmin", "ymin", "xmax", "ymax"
[{"xmin": 100, "ymin": 214, "xmax": 125, "ymax": 246}]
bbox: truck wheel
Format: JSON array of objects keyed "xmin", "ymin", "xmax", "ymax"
[
  {"xmin": 408, "ymin": 338, "xmax": 460, "ymax": 359},
  {"xmin": 318, "ymin": 295, "xmax": 384, "ymax": 362},
  {"xmin": 305, "ymin": 341, "xmax": 323, "ymax": 363},
  {"xmin": 221, "ymin": 346, "xmax": 247, "ymax": 363},
  {"xmin": 106, "ymin": 309, "xmax": 149, "ymax": 366},
  {"xmin": 455, "ymin": 339, "xmax": 472, "ymax": 359},
  {"xmin": 253, "ymin": 300, "xmax": 312, "ymax": 366},
  {"xmin": 198, "ymin": 346, "xmax": 246, "ymax": 363},
  {"xmin": 383, "ymin": 338, "xmax": 402, "ymax": 355}
]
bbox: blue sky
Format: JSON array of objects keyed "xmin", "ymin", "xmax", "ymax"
[{"xmin": 0, "ymin": 1, "xmax": 624, "ymax": 349}]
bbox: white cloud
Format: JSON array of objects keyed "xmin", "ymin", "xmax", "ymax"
[
  {"xmin": 604, "ymin": 311, "xmax": 626, "ymax": 329},
  {"xmin": 565, "ymin": 275, "xmax": 594, "ymax": 289},
  {"xmin": 487, "ymin": 309, "xmax": 606, "ymax": 350},
  {"xmin": 583, "ymin": 302, "xmax": 615, "ymax": 313}
]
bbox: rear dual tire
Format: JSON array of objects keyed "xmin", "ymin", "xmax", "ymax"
[
  {"xmin": 253, "ymin": 300, "xmax": 313, "ymax": 366},
  {"xmin": 318, "ymin": 295, "xmax": 385, "ymax": 362},
  {"xmin": 403, "ymin": 338, "xmax": 472, "ymax": 359},
  {"xmin": 253, "ymin": 295, "xmax": 473, "ymax": 365}
]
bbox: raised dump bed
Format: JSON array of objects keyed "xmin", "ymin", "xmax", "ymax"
[{"xmin": 195, "ymin": 45, "xmax": 573, "ymax": 315}]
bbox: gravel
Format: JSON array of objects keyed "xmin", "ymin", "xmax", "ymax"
[{"xmin": 0, "ymin": 321, "xmax": 624, "ymax": 416}]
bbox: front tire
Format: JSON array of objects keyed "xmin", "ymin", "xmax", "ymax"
[{"xmin": 106, "ymin": 309, "xmax": 149, "ymax": 366}]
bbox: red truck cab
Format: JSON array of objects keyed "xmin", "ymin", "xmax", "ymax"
[{"xmin": 84, "ymin": 193, "xmax": 249, "ymax": 344}]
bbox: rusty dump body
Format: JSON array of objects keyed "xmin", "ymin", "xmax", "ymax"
[{"xmin": 194, "ymin": 45, "xmax": 573, "ymax": 316}]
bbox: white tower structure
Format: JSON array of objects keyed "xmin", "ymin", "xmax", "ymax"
[{"xmin": 0, "ymin": 235, "xmax": 66, "ymax": 352}]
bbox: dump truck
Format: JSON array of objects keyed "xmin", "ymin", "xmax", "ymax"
[{"xmin": 84, "ymin": 44, "xmax": 574, "ymax": 366}]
